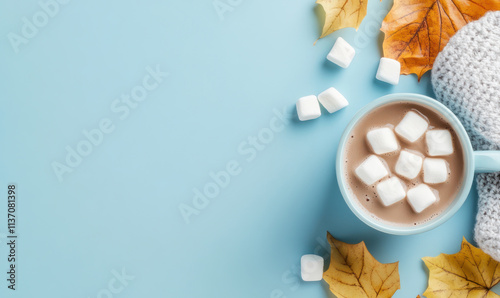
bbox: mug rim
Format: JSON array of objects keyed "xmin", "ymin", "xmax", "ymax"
[{"xmin": 336, "ymin": 93, "xmax": 475, "ymax": 235}]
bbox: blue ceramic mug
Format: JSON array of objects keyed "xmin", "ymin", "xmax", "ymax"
[{"xmin": 336, "ymin": 93, "xmax": 500, "ymax": 235}]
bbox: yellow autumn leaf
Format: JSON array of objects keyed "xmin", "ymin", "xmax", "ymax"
[
  {"xmin": 316, "ymin": 0, "xmax": 368, "ymax": 39},
  {"xmin": 323, "ymin": 232, "xmax": 400, "ymax": 298},
  {"xmin": 423, "ymin": 237, "xmax": 500, "ymax": 298}
]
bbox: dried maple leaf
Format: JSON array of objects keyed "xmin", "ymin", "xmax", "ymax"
[
  {"xmin": 323, "ymin": 232, "xmax": 400, "ymax": 298},
  {"xmin": 316, "ymin": 0, "xmax": 368, "ymax": 39},
  {"xmin": 381, "ymin": 0, "xmax": 500, "ymax": 80},
  {"xmin": 423, "ymin": 237, "xmax": 500, "ymax": 297}
]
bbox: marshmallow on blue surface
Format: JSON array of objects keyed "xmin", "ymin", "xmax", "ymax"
[
  {"xmin": 296, "ymin": 95, "xmax": 321, "ymax": 121},
  {"xmin": 317, "ymin": 87, "xmax": 349, "ymax": 113},
  {"xmin": 376, "ymin": 57, "xmax": 401, "ymax": 85},
  {"xmin": 301, "ymin": 254, "xmax": 324, "ymax": 281},
  {"xmin": 327, "ymin": 37, "xmax": 355, "ymax": 68}
]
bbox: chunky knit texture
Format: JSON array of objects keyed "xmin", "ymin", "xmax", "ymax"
[{"xmin": 432, "ymin": 11, "xmax": 500, "ymax": 261}]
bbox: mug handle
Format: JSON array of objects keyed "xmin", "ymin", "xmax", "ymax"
[{"xmin": 475, "ymin": 151, "xmax": 500, "ymax": 173}]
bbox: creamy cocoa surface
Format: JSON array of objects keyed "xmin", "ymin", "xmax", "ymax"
[{"xmin": 344, "ymin": 101, "xmax": 465, "ymax": 226}]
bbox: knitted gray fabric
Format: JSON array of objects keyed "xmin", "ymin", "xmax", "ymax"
[{"xmin": 432, "ymin": 11, "xmax": 500, "ymax": 261}]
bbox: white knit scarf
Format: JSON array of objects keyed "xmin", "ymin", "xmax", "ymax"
[{"xmin": 432, "ymin": 11, "xmax": 500, "ymax": 260}]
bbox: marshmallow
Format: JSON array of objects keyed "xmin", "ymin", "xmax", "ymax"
[
  {"xmin": 426, "ymin": 130, "xmax": 454, "ymax": 156},
  {"xmin": 366, "ymin": 127, "xmax": 399, "ymax": 155},
  {"xmin": 296, "ymin": 95, "xmax": 321, "ymax": 121},
  {"xmin": 395, "ymin": 150, "xmax": 423, "ymax": 180},
  {"xmin": 423, "ymin": 158, "xmax": 449, "ymax": 184},
  {"xmin": 407, "ymin": 184, "xmax": 438, "ymax": 213},
  {"xmin": 317, "ymin": 87, "xmax": 349, "ymax": 113},
  {"xmin": 355, "ymin": 155, "xmax": 389, "ymax": 185},
  {"xmin": 376, "ymin": 177, "xmax": 406, "ymax": 206},
  {"xmin": 301, "ymin": 254, "xmax": 324, "ymax": 281},
  {"xmin": 395, "ymin": 111, "xmax": 429, "ymax": 142},
  {"xmin": 327, "ymin": 37, "xmax": 355, "ymax": 68},
  {"xmin": 376, "ymin": 58, "xmax": 401, "ymax": 85}
]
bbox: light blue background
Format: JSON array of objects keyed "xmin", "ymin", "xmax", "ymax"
[{"xmin": 0, "ymin": 0, "xmax": 479, "ymax": 297}]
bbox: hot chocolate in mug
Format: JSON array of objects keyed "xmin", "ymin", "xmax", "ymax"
[{"xmin": 336, "ymin": 93, "xmax": 500, "ymax": 235}]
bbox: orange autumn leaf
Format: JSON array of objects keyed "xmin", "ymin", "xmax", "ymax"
[
  {"xmin": 381, "ymin": 0, "xmax": 500, "ymax": 80},
  {"xmin": 423, "ymin": 238, "xmax": 500, "ymax": 298},
  {"xmin": 323, "ymin": 232, "xmax": 400, "ymax": 297}
]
